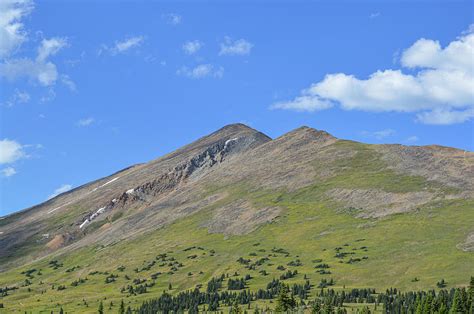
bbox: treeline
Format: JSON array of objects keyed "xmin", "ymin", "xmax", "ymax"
[
  {"xmin": 134, "ymin": 276, "xmax": 311, "ymax": 313},
  {"xmin": 312, "ymin": 277, "xmax": 474, "ymax": 314},
  {"xmin": 131, "ymin": 277, "xmax": 474, "ymax": 313}
]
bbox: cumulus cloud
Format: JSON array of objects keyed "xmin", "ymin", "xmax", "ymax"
[
  {"xmin": 1, "ymin": 166, "xmax": 16, "ymax": 177},
  {"xmin": 0, "ymin": 0, "xmax": 34, "ymax": 58},
  {"xmin": 177, "ymin": 64, "xmax": 224, "ymax": 79},
  {"xmin": 182, "ymin": 40, "xmax": 203, "ymax": 55},
  {"xmin": 0, "ymin": 36, "xmax": 68, "ymax": 87},
  {"xmin": 0, "ymin": 139, "xmax": 25, "ymax": 164},
  {"xmin": 48, "ymin": 184, "xmax": 72, "ymax": 199},
  {"xmin": 1, "ymin": 57, "xmax": 56, "ymax": 85},
  {"xmin": 219, "ymin": 37, "xmax": 253, "ymax": 56},
  {"xmin": 272, "ymin": 26, "xmax": 474, "ymax": 125},
  {"xmin": 99, "ymin": 36, "xmax": 144, "ymax": 56},
  {"xmin": 76, "ymin": 117, "xmax": 94, "ymax": 127}
]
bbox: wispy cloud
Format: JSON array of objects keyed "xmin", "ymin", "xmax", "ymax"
[
  {"xmin": 361, "ymin": 129, "xmax": 396, "ymax": 140},
  {"xmin": 39, "ymin": 88, "xmax": 56, "ymax": 104},
  {"xmin": 219, "ymin": 37, "xmax": 253, "ymax": 56},
  {"xmin": 163, "ymin": 13, "xmax": 182, "ymax": 25},
  {"xmin": 1, "ymin": 167, "xmax": 17, "ymax": 177},
  {"xmin": 61, "ymin": 74, "xmax": 76, "ymax": 92},
  {"xmin": 2, "ymin": 89, "xmax": 30, "ymax": 107},
  {"xmin": 177, "ymin": 64, "xmax": 224, "ymax": 79},
  {"xmin": 271, "ymin": 25, "xmax": 474, "ymax": 125},
  {"xmin": 182, "ymin": 40, "xmax": 203, "ymax": 55},
  {"xmin": 99, "ymin": 36, "xmax": 145, "ymax": 56},
  {"xmin": 77, "ymin": 117, "xmax": 94, "ymax": 127},
  {"xmin": 406, "ymin": 136, "xmax": 419, "ymax": 143},
  {"xmin": 48, "ymin": 184, "xmax": 72, "ymax": 199},
  {"xmin": 369, "ymin": 12, "xmax": 381, "ymax": 19}
]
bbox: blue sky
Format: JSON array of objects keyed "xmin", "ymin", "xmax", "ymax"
[{"xmin": 0, "ymin": 0, "xmax": 473, "ymax": 216}]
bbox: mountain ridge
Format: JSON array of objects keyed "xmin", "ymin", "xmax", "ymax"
[{"xmin": 0, "ymin": 123, "xmax": 473, "ymax": 312}]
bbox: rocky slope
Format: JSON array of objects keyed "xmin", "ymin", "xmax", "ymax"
[{"xmin": 1, "ymin": 123, "xmax": 472, "ymax": 270}]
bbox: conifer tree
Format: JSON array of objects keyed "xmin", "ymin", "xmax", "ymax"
[
  {"xmin": 98, "ymin": 300, "xmax": 104, "ymax": 314},
  {"xmin": 230, "ymin": 300, "xmax": 242, "ymax": 314},
  {"xmin": 275, "ymin": 285, "xmax": 296, "ymax": 312},
  {"xmin": 450, "ymin": 290, "xmax": 464, "ymax": 314},
  {"xmin": 119, "ymin": 299, "xmax": 125, "ymax": 314}
]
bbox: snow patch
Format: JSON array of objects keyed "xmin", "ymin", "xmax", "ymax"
[
  {"xmin": 91, "ymin": 177, "xmax": 121, "ymax": 193},
  {"xmin": 126, "ymin": 188, "xmax": 134, "ymax": 194},
  {"xmin": 224, "ymin": 138, "xmax": 238, "ymax": 148},
  {"xmin": 79, "ymin": 205, "xmax": 108, "ymax": 229},
  {"xmin": 47, "ymin": 201, "xmax": 72, "ymax": 214},
  {"xmin": 102, "ymin": 177, "xmax": 120, "ymax": 187},
  {"xmin": 79, "ymin": 219, "xmax": 89, "ymax": 229}
]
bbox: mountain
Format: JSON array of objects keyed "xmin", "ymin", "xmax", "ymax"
[{"xmin": 0, "ymin": 123, "xmax": 473, "ymax": 312}]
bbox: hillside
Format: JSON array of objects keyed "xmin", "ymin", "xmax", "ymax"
[{"xmin": 0, "ymin": 123, "xmax": 473, "ymax": 313}]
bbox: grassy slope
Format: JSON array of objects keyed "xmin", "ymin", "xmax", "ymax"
[{"xmin": 1, "ymin": 141, "xmax": 473, "ymax": 313}]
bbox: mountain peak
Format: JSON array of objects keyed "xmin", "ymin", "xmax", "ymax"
[{"xmin": 277, "ymin": 125, "xmax": 336, "ymax": 143}]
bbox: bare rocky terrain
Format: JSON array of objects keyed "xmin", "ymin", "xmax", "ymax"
[{"xmin": 1, "ymin": 123, "xmax": 473, "ymax": 271}]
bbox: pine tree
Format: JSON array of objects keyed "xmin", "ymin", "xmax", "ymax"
[
  {"xmin": 230, "ymin": 300, "xmax": 242, "ymax": 314},
  {"xmin": 119, "ymin": 299, "xmax": 125, "ymax": 314},
  {"xmin": 439, "ymin": 303, "xmax": 448, "ymax": 314},
  {"xmin": 415, "ymin": 300, "xmax": 423, "ymax": 314},
  {"xmin": 275, "ymin": 285, "xmax": 296, "ymax": 312},
  {"xmin": 98, "ymin": 300, "xmax": 104, "ymax": 314},
  {"xmin": 469, "ymin": 277, "xmax": 474, "ymax": 314},
  {"xmin": 450, "ymin": 290, "xmax": 464, "ymax": 314}
]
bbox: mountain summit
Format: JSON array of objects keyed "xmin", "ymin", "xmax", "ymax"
[{"xmin": 0, "ymin": 124, "xmax": 473, "ymax": 311}]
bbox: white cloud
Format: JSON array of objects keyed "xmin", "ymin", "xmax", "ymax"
[
  {"xmin": 99, "ymin": 36, "xmax": 144, "ymax": 56},
  {"xmin": 37, "ymin": 37, "xmax": 67, "ymax": 62},
  {"xmin": 0, "ymin": 57, "xmax": 58, "ymax": 85},
  {"xmin": 0, "ymin": 139, "xmax": 24, "ymax": 164},
  {"xmin": 48, "ymin": 184, "xmax": 72, "ymax": 199},
  {"xmin": 163, "ymin": 13, "xmax": 182, "ymax": 25},
  {"xmin": 416, "ymin": 108, "xmax": 474, "ymax": 125},
  {"xmin": 219, "ymin": 37, "xmax": 253, "ymax": 56},
  {"xmin": 0, "ymin": 0, "xmax": 34, "ymax": 59},
  {"xmin": 361, "ymin": 129, "xmax": 396, "ymax": 140},
  {"xmin": 2, "ymin": 88, "xmax": 30, "ymax": 107},
  {"xmin": 1, "ymin": 166, "xmax": 16, "ymax": 177},
  {"xmin": 271, "ymin": 92, "xmax": 333, "ymax": 112},
  {"xmin": 177, "ymin": 64, "xmax": 224, "ymax": 79},
  {"xmin": 0, "ymin": 36, "xmax": 67, "ymax": 86},
  {"xmin": 77, "ymin": 117, "xmax": 94, "ymax": 127},
  {"xmin": 406, "ymin": 136, "xmax": 419, "ymax": 143},
  {"xmin": 272, "ymin": 25, "xmax": 474, "ymax": 125},
  {"xmin": 182, "ymin": 40, "xmax": 203, "ymax": 55}
]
